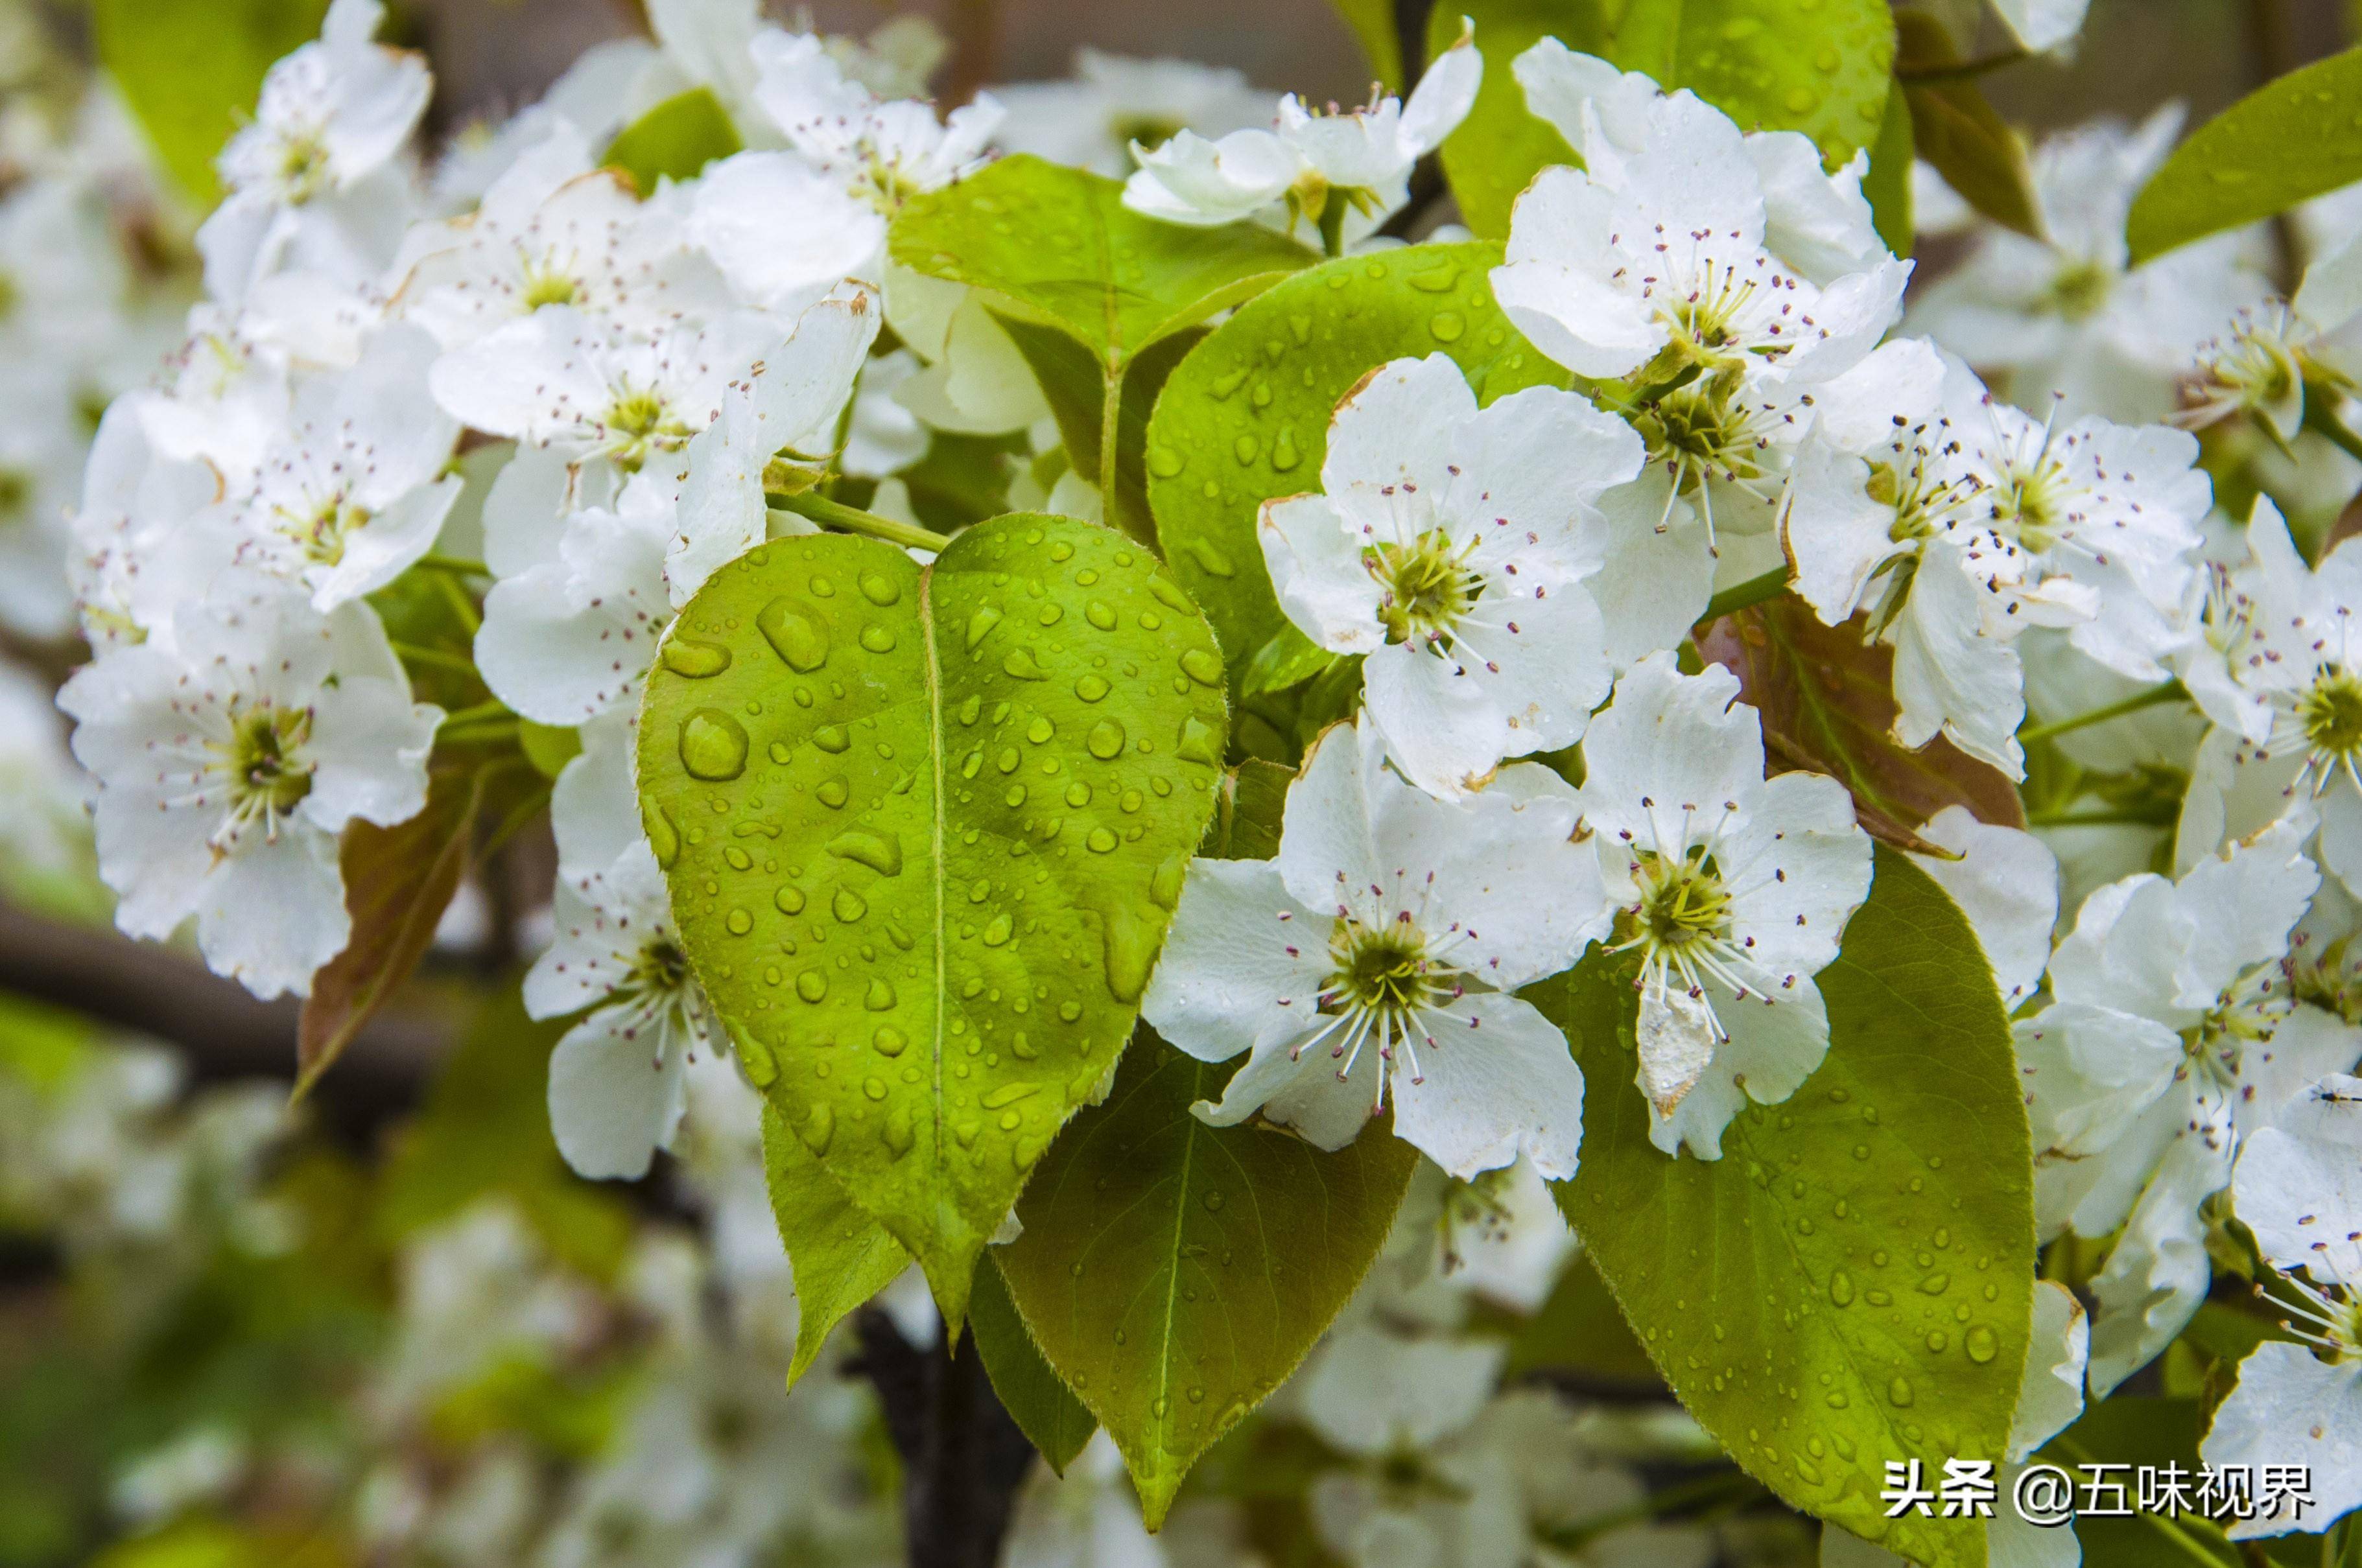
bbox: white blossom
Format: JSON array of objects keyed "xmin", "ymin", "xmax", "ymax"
[
  {"xmin": 1570, "ymin": 652, "xmax": 1872, "ymax": 1158},
  {"xmin": 1257, "ymin": 353, "xmax": 1691, "ymax": 798},
  {"xmin": 995, "ymin": 49, "xmax": 1270, "ymax": 178},
  {"xmin": 1906, "ymin": 108, "xmax": 2271, "ymax": 423},
  {"xmin": 2206, "ymin": 1081, "xmax": 2362, "ymax": 1538},
  {"xmin": 57, "ymin": 570, "xmax": 441, "ymax": 998},
  {"xmin": 2017, "ymin": 818, "xmax": 2360, "ymax": 1392},
  {"xmin": 1141, "ymin": 716, "xmax": 1607, "ymax": 1179},
  {"xmin": 1122, "ymin": 28, "xmax": 1478, "ymax": 246}
]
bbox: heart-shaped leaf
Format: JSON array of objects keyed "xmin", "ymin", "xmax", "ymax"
[
  {"xmin": 994, "ymin": 1031, "xmax": 1419, "ymax": 1527},
  {"xmin": 761, "ymin": 1103, "xmax": 910, "ymax": 1386},
  {"xmin": 1533, "ymin": 847, "xmax": 2033, "ymax": 1568},
  {"xmin": 639, "ymin": 515, "xmax": 1229, "ymax": 1323}
]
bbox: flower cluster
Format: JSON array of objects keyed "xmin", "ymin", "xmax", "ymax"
[{"xmin": 36, "ymin": 0, "xmax": 2362, "ymax": 1551}]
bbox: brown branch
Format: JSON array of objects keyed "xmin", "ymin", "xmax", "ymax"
[
  {"xmin": 0, "ymin": 900, "xmax": 446, "ymax": 1134},
  {"xmin": 846, "ymin": 1307, "xmax": 1037, "ymax": 1568}
]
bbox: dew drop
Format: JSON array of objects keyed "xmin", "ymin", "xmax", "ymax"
[
  {"xmin": 862, "ymin": 1076, "xmax": 888, "ymax": 1101},
  {"xmin": 800, "ymin": 1103, "xmax": 834, "ymax": 1154},
  {"xmin": 796, "ymin": 971, "xmax": 829, "ymax": 1002},
  {"xmin": 757, "ymin": 599, "xmax": 829, "ymax": 671},
  {"xmin": 1002, "ymin": 648, "xmax": 1049, "ymax": 681},
  {"xmin": 1964, "ymin": 1325, "xmax": 1998, "ymax": 1364},
  {"xmin": 875, "ymin": 1025, "xmax": 908, "ymax": 1057},
  {"xmin": 1087, "ymin": 827, "xmax": 1118, "ymax": 854},
  {"xmin": 865, "ymin": 977, "xmax": 896, "ymax": 1011},
  {"xmin": 882, "ymin": 1108, "xmax": 914, "ymax": 1156},
  {"xmin": 645, "ymin": 804, "xmax": 680, "ymax": 867},
  {"xmin": 1428, "ymin": 310, "xmax": 1465, "ymax": 342},
  {"xmin": 1085, "ymin": 602, "xmax": 1117, "ymax": 631},
  {"xmin": 817, "ymin": 778, "xmax": 850, "ymax": 810},
  {"xmin": 1180, "ymin": 538, "xmax": 1236, "ymax": 578},
  {"xmin": 725, "ymin": 908, "xmax": 753, "ymax": 935},
  {"xmin": 833, "ymin": 887, "xmax": 868, "ymax": 924},
  {"xmin": 859, "ymin": 624, "xmax": 897, "ymax": 653},
  {"xmin": 1179, "ymin": 649, "xmax": 1223, "ymax": 686},
  {"xmin": 661, "ymin": 637, "xmax": 733, "ymax": 677},
  {"xmin": 679, "ymin": 709, "xmax": 749, "ymax": 780},
  {"xmin": 827, "ymin": 830, "xmax": 904, "ymax": 876},
  {"xmin": 859, "ymin": 572, "xmax": 902, "ymax": 606},
  {"xmin": 1074, "ymin": 673, "xmax": 1111, "ymax": 702},
  {"xmin": 983, "ymin": 914, "xmax": 1014, "ymax": 946},
  {"xmin": 1828, "ymin": 1271, "xmax": 1854, "ymax": 1306},
  {"xmin": 1147, "ymin": 445, "xmax": 1183, "ymax": 478},
  {"xmin": 775, "ymin": 885, "xmax": 806, "ymax": 915},
  {"xmin": 1088, "ymin": 720, "xmax": 1127, "ymax": 759},
  {"xmin": 1886, "ymin": 1377, "xmax": 1914, "ymax": 1408}
]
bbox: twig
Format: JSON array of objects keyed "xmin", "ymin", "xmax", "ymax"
[
  {"xmin": 769, "ymin": 488, "xmax": 953, "ymax": 554},
  {"xmin": 0, "ymin": 900, "xmax": 444, "ymax": 1135},
  {"xmin": 845, "ymin": 1307, "xmax": 1038, "ymax": 1568}
]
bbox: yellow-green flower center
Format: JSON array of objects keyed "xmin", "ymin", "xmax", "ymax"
[
  {"xmin": 520, "ymin": 267, "xmax": 580, "ymax": 310},
  {"xmin": 2302, "ymin": 670, "xmax": 2362, "ymax": 762},
  {"xmin": 218, "ymin": 702, "xmax": 316, "ymax": 828},
  {"xmin": 1620, "ymin": 847, "xmax": 1735, "ymax": 953},
  {"xmin": 2046, "ymin": 259, "xmax": 2112, "ymax": 322},
  {"xmin": 1366, "ymin": 530, "xmax": 1478, "ymax": 646},
  {"xmin": 1325, "ymin": 922, "xmax": 1447, "ymax": 1024}
]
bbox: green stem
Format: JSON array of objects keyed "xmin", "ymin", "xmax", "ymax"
[
  {"xmin": 768, "ymin": 487, "xmax": 952, "ymax": 554},
  {"xmin": 436, "ymin": 720, "xmax": 521, "ymax": 748},
  {"xmin": 438, "ymin": 699, "xmax": 513, "ymax": 729},
  {"xmin": 1699, "ymin": 566, "xmax": 1789, "ymax": 623},
  {"xmin": 2018, "ymin": 679, "xmax": 2186, "ymax": 744},
  {"xmin": 2304, "ymin": 396, "xmax": 2362, "ymax": 467},
  {"xmin": 390, "ymin": 640, "xmax": 482, "ymax": 681},
  {"xmin": 432, "ymin": 570, "xmax": 481, "ymax": 636},
  {"xmin": 2047, "ymin": 1436, "xmax": 2240, "ymax": 1567},
  {"xmin": 1896, "ymin": 47, "xmax": 2031, "ymax": 84},
  {"xmin": 1317, "ymin": 187, "xmax": 1350, "ymax": 259},
  {"xmin": 414, "ymin": 552, "xmax": 491, "ymax": 577}
]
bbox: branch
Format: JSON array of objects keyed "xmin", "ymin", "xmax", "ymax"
[
  {"xmin": 846, "ymin": 1307, "xmax": 1038, "ymax": 1568},
  {"xmin": 0, "ymin": 900, "xmax": 445, "ymax": 1133}
]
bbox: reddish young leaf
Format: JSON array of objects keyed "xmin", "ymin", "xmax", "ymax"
[
  {"xmin": 294, "ymin": 764, "xmax": 485, "ymax": 1099},
  {"xmin": 1700, "ymin": 601, "xmax": 2025, "ymax": 854}
]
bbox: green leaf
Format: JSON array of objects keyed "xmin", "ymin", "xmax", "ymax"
[
  {"xmin": 602, "ymin": 86, "xmax": 744, "ymax": 194},
  {"xmin": 969, "ymin": 1252, "xmax": 1095, "ymax": 1473},
  {"xmin": 93, "ymin": 0, "xmax": 330, "ymax": 203},
  {"xmin": 890, "ymin": 157, "xmax": 1314, "ymax": 543},
  {"xmin": 1863, "ymin": 83, "xmax": 1914, "ymax": 259},
  {"xmin": 1430, "ymin": 0, "xmax": 1893, "ymax": 240},
  {"xmin": 1240, "ymin": 624, "xmax": 1341, "ymax": 699},
  {"xmin": 2129, "ymin": 45, "xmax": 2362, "ymax": 264},
  {"xmin": 1428, "ymin": 0, "xmax": 1597, "ymax": 237},
  {"xmin": 993, "ymin": 1032, "xmax": 1419, "ymax": 1527},
  {"xmin": 1201, "ymin": 758, "xmax": 1296, "ymax": 862},
  {"xmin": 1330, "ymin": 0, "xmax": 1406, "ymax": 88},
  {"xmin": 1895, "ymin": 11, "xmax": 2042, "ymax": 240},
  {"xmin": 1612, "ymin": 0, "xmax": 1895, "ymax": 166},
  {"xmin": 2036, "ymin": 1398, "xmax": 2214, "ymax": 1568},
  {"xmin": 1534, "ymin": 848, "xmax": 2033, "ymax": 1568},
  {"xmin": 1145, "ymin": 241, "xmax": 1565, "ymax": 676},
  {"xmin": 637, "ymin": 515, "xmax": 1230, "ymax": 1326},
  {"xmin": 761, "ymin": 1103, "xmax": 911, "ymax": 1386},
  {"xmin": 1701, "ymin": 601, "xmax": 2027, "ymax": 853}
]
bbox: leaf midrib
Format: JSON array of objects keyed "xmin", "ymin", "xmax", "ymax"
[{"xmin": 921, "ymin": 558, "xmax": 950, "ymax": 1236}]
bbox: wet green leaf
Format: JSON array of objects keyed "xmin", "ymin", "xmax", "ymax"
[
  {"xmin": 891, "ymin": 157, "xmax": 1313, "ymax": 543},
  {"xmin": 1533, "ymin": 848, "xmax": 2032, "ymax": 1568},
  {"xmin": 639, "ymin": 516, "xmax": 1229, "ymax": 1325},
  {"xmin": 761, "ymin": 1103, "xmax": 911, "ymax": 1386},
  {"xmin": 993, "ymin": 1032, "xmax": 1419, "ymax": 1527},
  {"xmin": 969, "ymin": 1252, "xmax": 1095, "ymax": 1472},
  {"xmin": 2128, "ymin": 45, "xmax": 2362, "ymax": 264}
]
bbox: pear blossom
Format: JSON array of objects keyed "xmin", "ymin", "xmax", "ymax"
[
  {"xmin": 995, "ymin": 49, "xmax": 1271, "ymax": 178},
  {"xmin": 1906, "ymin": 108, "xmax": 2271, "ymax": 422},
  {"xmin": 1993, "ymin": 0, "xmax": 2092, "ymax": 51},
  {"xmin": 1904, "ymin": 806, "xmax": 2061, "ymax": 1011},
  {"xmin": 684, "ymin": 32, "xmax": 999, "ymax": 312},
  {"xmin": 2173, "ymin": 232, "xmax": 2362, "ymax": 445},
  {"xmin": 69, "ymin": 399, "xmax": 229, "ymax": 651},
  {"xmin": 1122, "ymin": 29, "xmax": 1479, "ymax": 248},
  {"xmin": 1257, "ymin": 353, "xmax": 1701, "ymax": 797},
  {"xmin": 397, "ymin": 125, "xmax": 729, "ymax": 345},
  {"xmin": 2177, "ymin": 498, "xmax": 2362, "ymax": 896},
  {"xmin": 200, "ymin": 0, "xmax": 429, "ymax": 303},
  {"xmin": 207, "ymin": 323, "xmax": 462, "ymax": 609},
  {"xmin": 1570, "ymin": 652, "xmax": 1872, "ymax": 1158},
  {"xmin": 56, "ymin": 570, "xmax": 441, "ymax": 999},
  {"xmin": 532, "ymin": 715, "xmax": 723, "ymax": 1180},
  {"xmin": 1141, "ymin": 716, "xmax": 1608, "ymax": 1179},
  {"xmin": 427, "ymin": 305, "xmax": 786, "ymax": 479},
  {"xmin": 1780, "ymin": 349, "xmax": 2210, "ymax": 775},
  {"xmin": 2016, "ymin": 818, "xmax": 2361, "ymax": 1392},
  {"xmin": 2204, "ymin": 1082, "xmax": 2362, "ymax": 1537},
  {"xmin": 1492, "ymin": 46, "xmax": 1911, "ymax": 574}
]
